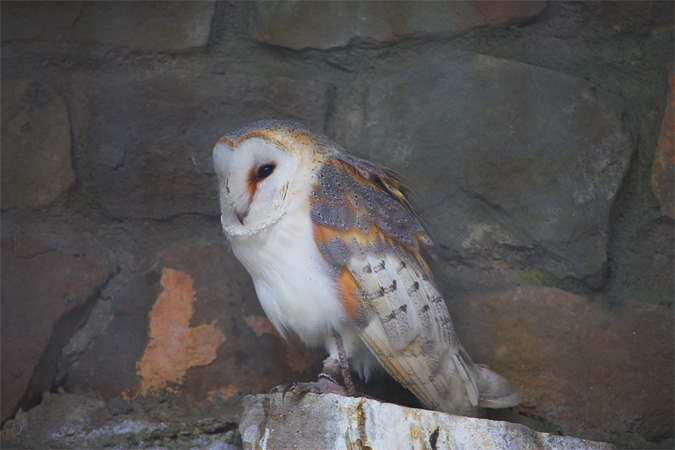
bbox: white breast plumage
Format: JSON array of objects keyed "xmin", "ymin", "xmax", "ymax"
[{"xmin": 228, "ymin": 201, "xmax": 344, "ymax": 347}]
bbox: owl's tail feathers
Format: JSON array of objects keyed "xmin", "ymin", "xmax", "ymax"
[
  {"xmin": 446, "ymin": 348, "xmax": 521, "ymax": 415},
  {"xmin": 473, "ymin": 362, "xmax": 523, "ymax": 409}
]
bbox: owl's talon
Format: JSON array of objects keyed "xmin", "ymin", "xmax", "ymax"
[
  {"xmin": 282, "ymin": 382, "xmax": 297, "ymax": 399},
  {"xmin": 269, "ymin": 382, "xmax": 295, "ymax": 397}
]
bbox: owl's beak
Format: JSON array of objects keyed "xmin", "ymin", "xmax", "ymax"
[
  {"xmin": 234, "ymin": 195, "xmax": 253, "ymax": 225},
  {"xmin": 236, "ymin": 208, "xmax": 248, "ymax": 225}
]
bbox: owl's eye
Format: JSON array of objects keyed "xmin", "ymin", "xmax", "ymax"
[{"xmin": 257, "ymin": 164, "xmax": 275, "ymax": 180}]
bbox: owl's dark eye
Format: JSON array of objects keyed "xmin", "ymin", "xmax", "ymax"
[{"xmin": 257, "ymin": 164, "xmax": 275, "ymax": 180}]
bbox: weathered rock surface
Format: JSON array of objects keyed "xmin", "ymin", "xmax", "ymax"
[
  {"xmin": 241, "ymin": 393, "xmax": 615, "ymax": 450},
  {"xmin": 1, "ymin": 236, "xmax": 112, "ymax": 423},
  {"xmin": 448, "ymin": 285, "xmax": 674, "ymax": 448},
  {"xmin": 0, "ymin": 391, "xmax": 240, "ymax": 449},
  {"xmin": 331, "ymin": 50, "xmax": 635, "ymax": 289},
  {"xmin": 651, "ymin": 71, "xmax": 674, "ymax": 220},
  {"xmin": 88, "ymin": 73, "xmax": 331, "ymax": 220},
  {"xmin": 1, "ymin": 80, "xmax": 74, "ymax": 209},
  {"xmin": 1, "ymin": 1, "xmax": 216, "ymax": 53},
  {"xmin": 250, "ymin": 1, "xmax": 546, "ymax": 50}
]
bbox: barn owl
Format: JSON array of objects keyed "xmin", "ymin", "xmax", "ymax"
[{"xmin": 213, "ymin": 120, "xmax": 521, "ymax": 416}]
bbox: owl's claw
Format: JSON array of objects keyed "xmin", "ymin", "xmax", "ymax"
[
  {"xmin": 269, "ymin": 381, "xmax": 314, "ymax": 400},
  {"xmin": 280, "ymin": 382, "xmax": 297, "ymax": 400},
  {"xmin": 271, "ymin": 355, "xmax": 370, "ymax": 400}
]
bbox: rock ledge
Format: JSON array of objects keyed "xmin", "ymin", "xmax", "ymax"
[{"xmin": 241, "ymin": 393, "xmax": 615, "ymax": 450}]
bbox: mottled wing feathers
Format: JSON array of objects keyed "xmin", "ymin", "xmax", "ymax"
[
  {"xmin": 311, "ymin": 154, "xmax": 438, "ymax": 269},
  {"xmin": 348, "ymin": 252, "xmax": 480, "ymax": 412},
  {"xmin": 310, "ymin": 153, "xmax": 481, "ymax": 412}
]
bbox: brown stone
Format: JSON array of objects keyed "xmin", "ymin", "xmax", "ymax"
[
  {"xmin": 1, "ymin": 2, "xmax": 215, "ymax": 53},
  {"xmin": 250, "ymin": 1, "xmax": 546, "ymax": 50},
  {"xmin": 1, "ymin": 80, "xmax": 74, "ymax": 209},
  {"xmin": 447, "ymin": 285, "xmax": 674, "ymax": 447},
  {"xmin": 651, "ymin": 71, "xmax": 674, "ymax": 220},
  {"xmin": 1, "ymin": 236, "xmax": 112, "ymax": 422}
]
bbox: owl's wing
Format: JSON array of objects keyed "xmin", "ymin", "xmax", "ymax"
[{"xmin": 311, "ymin": 153, "xmax": 497, "ymax": 414}]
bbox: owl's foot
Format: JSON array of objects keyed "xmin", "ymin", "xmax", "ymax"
[
  {"xmin": 271, "ymin": 356, "xmax": 367, "ymax": 400},
  {"xmin": 276, "ymin": 376, "xmax": 352, "ymax": 398}
]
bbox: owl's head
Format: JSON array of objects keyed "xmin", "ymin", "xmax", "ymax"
[{"xmin": 213, "ymin": 120, "xmax": 321, "ymax": 236}]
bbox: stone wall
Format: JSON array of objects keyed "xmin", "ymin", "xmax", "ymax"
[{"xmin": 1, "ymin": 2, "xmax": 673, "ymax": 449}]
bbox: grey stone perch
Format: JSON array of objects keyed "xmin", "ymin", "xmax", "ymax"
[{"xmin": 241, "ymin": 393, "xmax": 615, "ymax": 450}]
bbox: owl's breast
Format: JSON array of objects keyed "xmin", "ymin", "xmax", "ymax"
[{"xmin": 229, "ymin": 205, "xmax": 346, "ymax": 347}]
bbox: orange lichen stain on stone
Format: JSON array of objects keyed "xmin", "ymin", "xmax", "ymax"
[
  {"xmin": 243, "ymin": 314, "xmax": 316, "ymax": 374},
  {"xmin": 208, "ymin": 384, "xmax": 238, "ymax": 401},
  {"xmin": 244, "ymin": 314, "xmax": 282, "ymax": 338},
  {"xmin": 283, "ymin": 346, "xmax": 318, "ymax": 374},
  {"xmin": 134, "ymin": 268, "xmax": 226, "ymax": 397}
]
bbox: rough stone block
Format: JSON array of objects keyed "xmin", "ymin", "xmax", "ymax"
[
  {"xmin": 1, "ymin": 236, "xmax": 112, "ymax": 423},
  {"xmin": 448, "ymin": 285, "xmax": 674, "ymax": 448},
  {"xmin": 250, "ymin": 1, "xmax": 546, "ymax": 50},
  {"xmin": 651, "ymin": 71, "xmax": 674, "ymax": 220},
  {"xmin": 331, "ymin": 50, "xmax": 635, "ymax": 288},
  {"xmin": 1, "ymin": 80, "xmax": 74, "ymax": 209},
  {"xmin": 63, "ymin": 238, "xmax": 323, "ymax": 422},
  {"xmin": 240, "ymin": 392, "xmax": 615, "ymax": 450},
  {"xmin": 1, "ymin": 1, "xmax": 215, "ymax": 53},
  {"xmin": 88, "ymin": 73, "xmax": 331, "ymax": 220}
]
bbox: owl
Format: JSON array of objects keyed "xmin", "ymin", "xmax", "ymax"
[{"xmin": 213, "ymin": 120, "xmax": 521, "ymax": 416}]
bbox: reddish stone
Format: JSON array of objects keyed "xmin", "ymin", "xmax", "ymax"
[
  {"xmin": 1, "ymin": 236, "xmax": 111, "ymax": 423},
  {"xmin": 448, "ymin": 285, "xmax": 674, "ymax": 447},
  {"xmin": 651, "ymin": 71, "xmax": 674, "ymax": 220}
]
